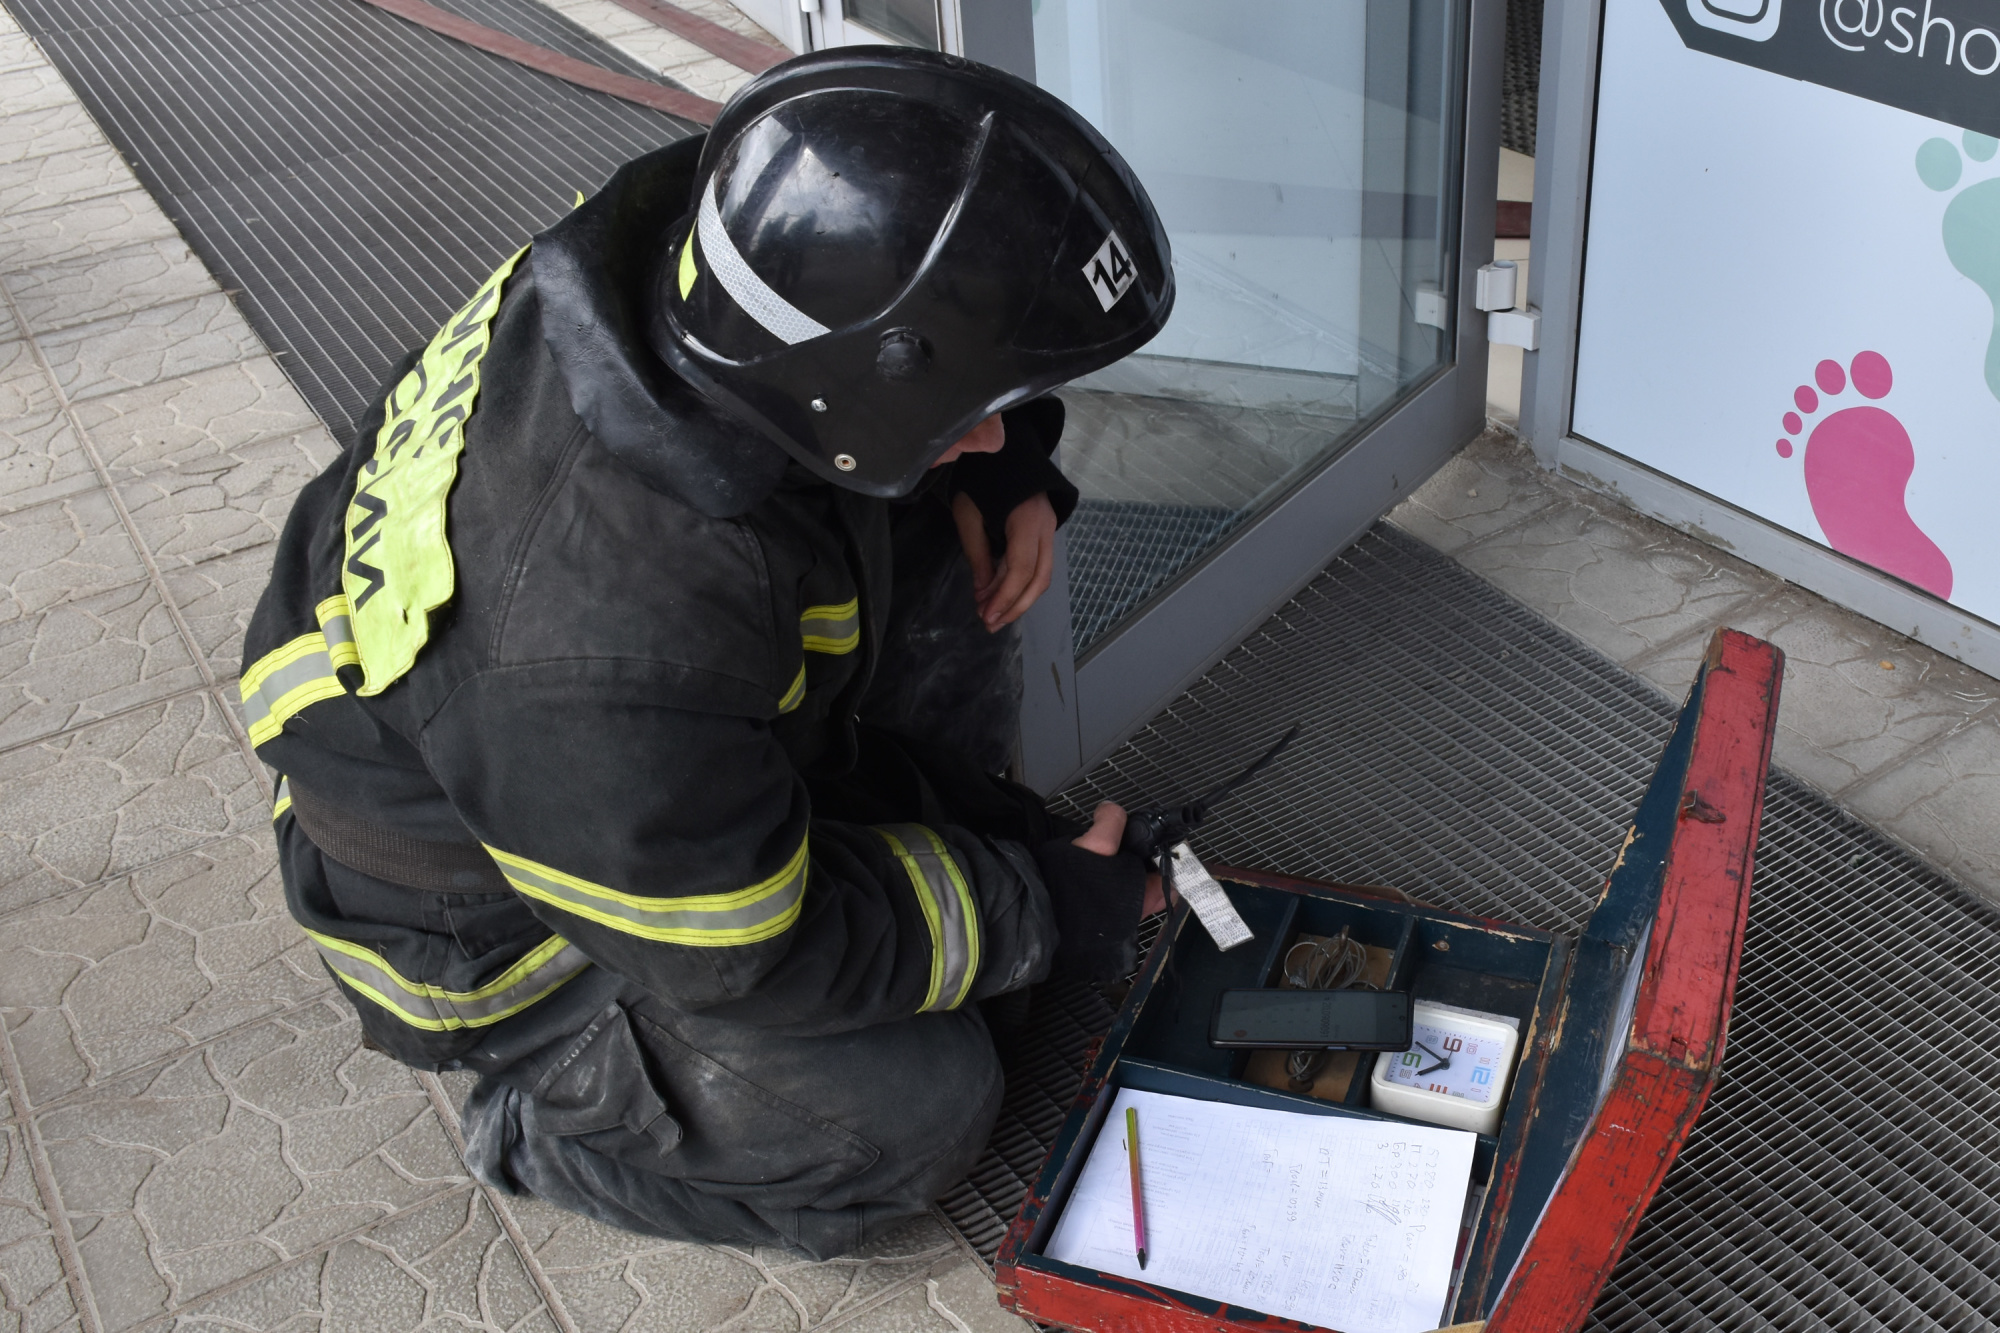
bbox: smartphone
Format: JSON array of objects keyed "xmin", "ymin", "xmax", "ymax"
[{"xmin": 1208, "ymin": 989, "xmax": 1413, "ymax": 1050}]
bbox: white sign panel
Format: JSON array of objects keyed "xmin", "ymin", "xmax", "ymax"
[{"xmin": 1573, "ymin": 0, "xmax": 2000, "ymax": 625}]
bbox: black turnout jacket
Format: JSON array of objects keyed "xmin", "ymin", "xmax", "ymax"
[{"xmin": 243, "ymin": 139, "xmax": 1084, "ymax": 1068}]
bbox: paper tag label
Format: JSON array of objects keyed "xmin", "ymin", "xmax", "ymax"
[{"xmin": 1168, "ymin": 843, "xmax": 1254, "ymax": 952}]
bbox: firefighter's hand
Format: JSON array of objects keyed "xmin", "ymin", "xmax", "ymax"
[
  {"xmin": 951, "ymin": 490, "xmax": 1057, "ymax": 631},
  {"xmin": 1073, "ymin": 801, "xmax": 1168, "ymax": 917}
]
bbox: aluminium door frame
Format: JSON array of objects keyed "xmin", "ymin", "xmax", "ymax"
[
  {"xmin": 1519, "ymin": 0, "xmax": 2000, "ymax": 678},
  {"xmin": 966, "ymin": 0, "xmax": 1508, "ymax": 794}
]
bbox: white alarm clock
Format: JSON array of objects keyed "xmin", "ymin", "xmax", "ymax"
[{"xmin": 1369, "ymin": 1000, "xmax": 1521, "ymax": 1136}]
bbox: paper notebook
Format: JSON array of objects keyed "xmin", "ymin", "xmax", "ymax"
[{"xmin": 1045, "ymin": 1088, "xmax": 1477, "ymax": 1333}]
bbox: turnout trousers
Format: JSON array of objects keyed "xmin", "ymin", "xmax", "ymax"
[{"xmin": 276, "ymin": 492, "xmax": 1036, "ymax": 1259}]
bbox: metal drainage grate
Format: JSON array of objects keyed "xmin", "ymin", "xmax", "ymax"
[
  {"xmin": 5, "ymin": 0, "xmax": 697, "ymax": 440},
  {"xmin": 944, "ymin": 524, "xmax": 2000, "ymax": 1332}
]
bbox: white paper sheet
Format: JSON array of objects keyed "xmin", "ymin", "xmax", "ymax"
[{"xmin": 1045, "ymin": 1088, "xmax": 1476, "ymax": 1333}]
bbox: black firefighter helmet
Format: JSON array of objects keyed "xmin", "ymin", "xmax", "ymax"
[{"xmin": 649, "ymin": 45, "xmax": 1174, "ymax": 497}]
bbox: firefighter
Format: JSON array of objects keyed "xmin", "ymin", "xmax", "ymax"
[{"xmin": 240, "ymin": 47, "xmax": 1173, "ymax": 1258}]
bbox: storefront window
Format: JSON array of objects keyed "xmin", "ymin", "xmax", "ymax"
[
  {"xmin": 1035, "ymin": 0, "xmax": 1465, "ymax": 653},
  {"xmin": 842, "ymin": 0, "xmax": 940, "ymax": 49}
]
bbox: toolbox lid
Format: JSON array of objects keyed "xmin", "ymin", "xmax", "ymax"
[{"xmin": 1455, "ymin": 629, "xmax": 1783, "ymax": 1329}]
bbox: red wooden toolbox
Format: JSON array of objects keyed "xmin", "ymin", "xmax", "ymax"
[{"xmin": 995, "ymin": 629, "xmax": 1783, "ymax": 1333}]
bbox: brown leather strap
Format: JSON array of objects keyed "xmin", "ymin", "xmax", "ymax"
[
  {"xmin": 606, "ymin": 0, "xmax": 788, "ymax": 73},
  {"xmin": 352, "ymin": 0, "xmax": 724, "ymax": 123},
  {"xmin": 289, "ymin": 780, "xmax": 511, "ymax": 894}
]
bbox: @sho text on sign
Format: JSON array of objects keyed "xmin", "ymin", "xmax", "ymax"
[{"xmin": 1665, "ymin": 0, "xmax": 2000, "ymax": 137}]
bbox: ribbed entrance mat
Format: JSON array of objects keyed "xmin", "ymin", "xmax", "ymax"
[
  {"xmin": 944, "ymin": 524, "xmax": 2000, "ymax": 1332},
  {"xmin": 4, "ymin": 0, "xmax": 696, "ymax": 441}
]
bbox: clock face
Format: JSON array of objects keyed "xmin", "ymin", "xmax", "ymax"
[{"xmin": 1378, "ymin": 1017, "xmax": 1511, "ymax": 1106}]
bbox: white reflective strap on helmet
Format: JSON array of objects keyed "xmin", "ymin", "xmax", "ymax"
[{"xmin": 698, "ymin": 176, "xmax": 831, "ymax": 346}]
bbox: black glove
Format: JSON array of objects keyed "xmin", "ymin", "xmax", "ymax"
[
  {"xmin": 951, "ymin": 398, "xmax": 1079, "ymax": 554},
  {"xmin": 1032, "ymin": 837, "xmax": 1147, "ymax": 982}
]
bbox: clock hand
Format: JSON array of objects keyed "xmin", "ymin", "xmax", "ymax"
[{"xmin": 1412, "ymin": 1039, "xmax": 1451, "ymax": 1077}]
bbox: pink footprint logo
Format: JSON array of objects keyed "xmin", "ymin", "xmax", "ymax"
[{"xmin": 1776, "ymin": 352, "xmax": 1954, "ymax": 599}]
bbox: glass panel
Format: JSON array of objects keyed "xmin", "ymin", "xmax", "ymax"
[
  {"xmin": 1034, "ymin": 0, "xmax": 1464, "ymax": 654},
  {"xmin": 842, "ymin": 0, "xmax": 941, "ymax": 48}
]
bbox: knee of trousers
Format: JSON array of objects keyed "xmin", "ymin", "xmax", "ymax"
[{"xmin": 463, "ymin": 1003, "xmax": 1005, "ymax": 1258}]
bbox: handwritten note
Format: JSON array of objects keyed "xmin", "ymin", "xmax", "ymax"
[{"xmin": 1045, "ymin": 1088, "xmax": 1476, "ymax": 1333}]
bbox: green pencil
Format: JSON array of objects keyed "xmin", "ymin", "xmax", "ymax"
[{"xmin": 1126, "ymin": 1105, "xmax": 1148, "ymax": 1269}]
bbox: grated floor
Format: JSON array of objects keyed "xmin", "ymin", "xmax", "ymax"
[{"xmin": 941, "ymin": 526, "xmax": 2000, "ymax": 1331}]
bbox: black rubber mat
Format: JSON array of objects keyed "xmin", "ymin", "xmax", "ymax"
[
  {"xmin": 5, "ymin": 0, "xmax": 697, "ymax": 440},
  {"xmin": 942, "ymin": 524, "xmax": 2000, "ymax": 1332}
]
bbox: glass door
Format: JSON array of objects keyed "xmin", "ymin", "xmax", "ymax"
[{"xmin": 1013, "ymin": 0, "xmax": 1504, "ymax": 789}]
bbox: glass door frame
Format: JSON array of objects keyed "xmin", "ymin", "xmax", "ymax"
[{"xmin": 962, "ymin": 0, "xmax": 1509, "ymax": 793}]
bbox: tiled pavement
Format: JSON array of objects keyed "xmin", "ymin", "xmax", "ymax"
[{"xmin": 2, "ymin": 10, "xmax": 1998, "ymax": 1333}]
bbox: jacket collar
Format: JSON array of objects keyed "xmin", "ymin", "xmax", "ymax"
[{"xmin": 530, "ymin": 138, "xmax": 792, "ymax": 518}]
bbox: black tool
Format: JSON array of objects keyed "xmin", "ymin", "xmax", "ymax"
[{"xmin": 1119, "ymin": 723, "xmax": 1303, "ymax": 881}]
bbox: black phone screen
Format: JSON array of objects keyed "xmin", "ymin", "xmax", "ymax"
[{"xmin": 1209, "ymin": 989, "xmax": 1413, "ymax": 1050}]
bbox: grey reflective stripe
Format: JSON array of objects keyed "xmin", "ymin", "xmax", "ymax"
[
  {"xmin": 486, "ymin": 837, "xmax": 809, "ymax": 945},
  {"xmin": 305, "ymin": 930, "xmax": 591, "ymax": 1032},
  {"xmin": 240, "ymin": 634, "xmax": 344, "ymax": 746},
  {"xmin": 876, "ymin": 824, "xmax": 980, "ymax": 1012},
  {"xmin": 799, "ymin": 599, "xmax": 860, "ymax": 653},
  {"xmin": 698, "ymin": 176, "xmax": 830, "ymax": 346},
  {"xmin": 319, "ymin": 605, "xmax": 357, "ymax": 667}
]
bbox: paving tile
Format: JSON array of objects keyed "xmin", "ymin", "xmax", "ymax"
[
  {"xmin": 169, "ymin": 1188, "xmax": 557, "ymax": 1333},
  {"xmin": 0, "ymin": 30, "xmax": 48, "ymax": 75},
  {"xmin": 35, "ymin": 294, "xmax": 264, "ymax": 403},
  {"xmin": 0, "ymin": 189, "xmax": 178, "ymax": 274},
  {"xmin": 0, "ymin": 339, "xmax": 97, "ymax": 517},
  {"xmin": 4, "ymin": 237, "xmax": 217, "ymax": 336},
  {"xmin": 160, "ymin": 544, "xmax": 274, "ymax": 681},
  {"xmin": 1387, "ymin": 427, "xmax": 1560, "ymax": 556},
  {"xmin": 116, "ymin": 428, "xmax": 338, "ymax": 572},
  {"xmin": 0, "ymin": 577, "xmax": 205, "ymax": 751},
  {"xmin": 0, "ymin": 104, "xmax": 98, "ymax": 169},
  {"xmin": 837, "ymin": 1258, "xmax": 1031, "ymax": 1333},
  {"xmin": 1449, "ymin": 494, "xmax": 1771, "ymax": 667},
  {"xmin": 1629, "ymin": 589, "xmax": 2000, "ymax": 795},
  {"xmin": 0, "ymin": 65, "xmax": 70, "ymax": 115},
  {"xmin": 1845, "ymin": 714, "xmax": 2000, "ymax": 906},
  {"xmin": 72, "ymin": 358, "xmax": 323, "ymax": 479},
  {"xmin": 504, "ymin": 1194, "xmax": 961, "ymax": 1333},
  {"xmin": 0, "ymin": 144, "xmax": 140, "ymax": 218},
  {"xmin": 0, "ymin": 692, "xmax": 264, "ymax": 909},
  {"xmin": 35, "ymin": 1003, "xmax": 467, "ymax": 1330},
  {"xmin": 540, "ymin": 0, "xmax": 654, "ymax": 37},
  {"xmin": 0, "ymin": 834, "xmax": 327, "ymax": 1109},
  {"xmin": 0, "ymin": 491, "xmax": 145, "ymax": 624},
  {"xmin": 0, "ymin": 1116, "xmax": 83, "ymax": 1333}
]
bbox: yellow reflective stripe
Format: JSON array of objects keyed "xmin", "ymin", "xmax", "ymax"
[
  {"xmin": 800, "ymin": 598, "xmax": 860, "ymax": 654},
  {"xmin": 345, "ymin": 245, "xmax": 529, "ymax": 696},
  {"xmin": 240, "ymin": 631, "xmax": 346, "ymax": 746},
  {"xmin": 272, "ymin": 776, "xmax": 292, "ymax": 823},
  {"xmin": 778, "ymin": 663, "xmax": 806, "ymax": 714},
  {"xmin": 316, "ymin": 594, "xmax": 360, "ymax": 671},
  {"xmin": 876, "ymin": 824, "xmax": 979, "ymax": 1012},
  {"xmin": 487, "ymin": 837, "xmax": 808, "ymax": 945},
  {"xmin": 677, "ymin": 226, "xmax": 698, "ymax": 300},
  {"xmin": 305, "ymin": 931, "xmax": 589, "ymax": 1031}
]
